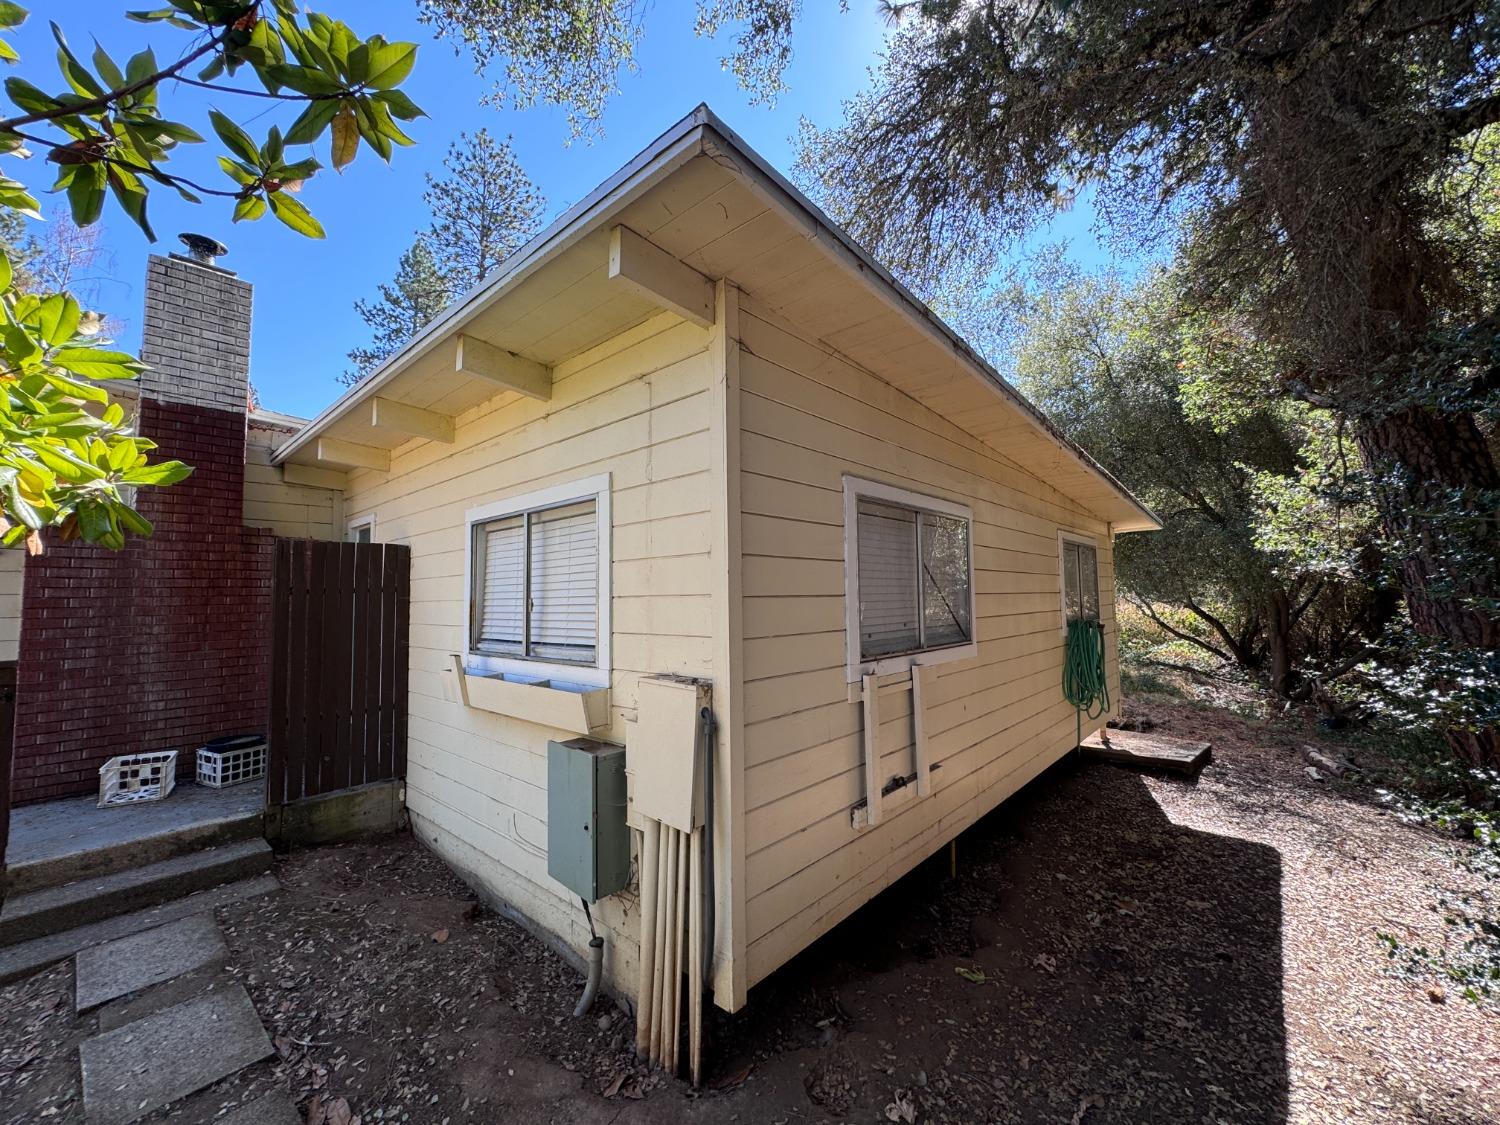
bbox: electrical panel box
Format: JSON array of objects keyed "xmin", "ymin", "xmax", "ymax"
[
  {"xmin": 628, "ymin": 675, "xmax": 711, "ymax": 832},
  {"xmin": 547, "ymin": 738, "xmax": 629, "ymax": 902}
]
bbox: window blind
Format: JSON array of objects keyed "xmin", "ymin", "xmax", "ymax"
[
  {"xmin": 857, "ymin": 500, "xmax": 920, "ymax": 658},
  {"xmin": 528, "ymin": 500, "xmax": 598, "ymax": 662},
  {"xmin": 477, "ymin": 515, "xmax": 525, "ymax": 653}
]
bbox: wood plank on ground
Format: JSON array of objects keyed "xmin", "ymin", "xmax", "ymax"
[{"xmin": 1081, "ymin": 728, "xmax": 1212, "ymax": 776}]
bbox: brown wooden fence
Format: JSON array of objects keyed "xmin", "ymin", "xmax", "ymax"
[{"xmin": 268, "ymin": 539, "xmax": 410, "ymax": 805}]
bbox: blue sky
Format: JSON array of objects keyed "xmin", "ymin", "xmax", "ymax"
[{"xmin": 7, "ymin": 2, "xmax": 1108, "ymax": 418}]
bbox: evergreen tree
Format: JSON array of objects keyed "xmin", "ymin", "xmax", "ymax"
[
  {"xmin": 424, "ymin": 129, "xmax": 545, "ymax": 292},
  {"xmin": 344, "ymin": 131, "xmax": 547, "ymax": 384},
  {"xmin": 343, "ymin": 239, "xmax": 453, "ymax": 384}
]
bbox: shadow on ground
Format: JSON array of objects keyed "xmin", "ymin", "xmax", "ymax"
[{"xmin": 708, "ymin": 756, "xmax": 1288, "ymax": 1124}]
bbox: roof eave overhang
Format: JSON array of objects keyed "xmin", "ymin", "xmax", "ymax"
[
  {"xmin": 272, "ymin": 106, "xmax": 717, "ymax": 467},
  {"xmin": 273, "ymin": 105, "xmax": 1160, "ymax": 534}
]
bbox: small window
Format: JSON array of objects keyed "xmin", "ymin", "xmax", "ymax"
[
  {"xmin": 467, "ymin": 476, "xmax": 610, "ymax": 679},
  {"xmin": 844, "ymin": 477, "xmax": 975, "ymax": 679},
  {"xmin": 1061, "ymin": 536, "xmax": 1100, "ymax": 624},
  {"xmin": 347, "ymin": 514, "xmax": 375, "ymax": 544}
]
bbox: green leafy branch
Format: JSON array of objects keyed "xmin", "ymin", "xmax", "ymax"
[
  {"xmin": 0, "ymin": 0, "xmax": 424, "ymax": 550},
  {"xmin": 0, "ymin": 0, "xmax": 425, "ymax": 240}
]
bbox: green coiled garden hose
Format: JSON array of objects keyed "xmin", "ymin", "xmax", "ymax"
[{"xmin": 1063, "ymin": 618, "xmax": 1110, "ymax": 748}]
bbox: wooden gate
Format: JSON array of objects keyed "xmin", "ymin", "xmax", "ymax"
[{"xmin": 268, "ymin": 539, "xmax": 410, "ymax": 805}]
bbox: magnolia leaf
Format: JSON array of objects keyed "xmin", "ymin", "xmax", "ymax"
[
  {"xmin": 152, "ymin": 119, "xmax": 204, "ymax": 144},
  {"xmin": 31, "ymin": 442, "xmax": 103, "ymax": 482},
  {"xmin": 374, "ymin": 88, "xmax": 424, "ymax": 121},
  {"xmin": 121, "ymin": 459, "xmax": 191, "ymax": 486},
  {"xmin": 264, "ymin": 63, "xmax": 344, "ymax": 96},
  {"xmin": 267, "ymin": 189, "xmax": 325, "ymax": 238},
  {"xmin": 352, "ymin": 97, "xmax": 391, "ymax": 162},
  {"xmin": 0, "ymin": 3, "xmax": 26, "ymax": 30},
  {"xmin": 209, "ymin": 109, "xmax": 261, "ymax": 166},
  {"xmin": 217, "ymin": 155, "xmax": 259, "ymax": 186},
  {"xmin": 34, "ymin": 293, "xmax": 81, "ymax": 347},
  {"xmin": 330, "ymin": 102, "xmax": 358, "ymax": 171},
  {"xmin": 362, "ymin": 41, "xmax": 416, "ymax": 90},
  {"xmin": 41, "ymin": 369, "xmax": 108, "ymax": 402},
  {"xmin": 116, "ymin": 504, "xmax": 152, "ymax": 536},
  {"xmin": 5, "ymin": 76, "xmax": 55, "ymax": 115},
  {"xmin": 51, "ymin": 22, "xmax": 106, "ymax": 99},
  {"xmin": 91, "ymin": 40, "xmax": 124, "ymax": 89},
  {"xmin": 125, "ymin": 45, "xmax": 156, "ymax": 83},
  {"xmin": 232, "ymin": 193, "xmax": 266, "ymax": 222},
  {"xmin": 285, "ymin": 97, "xmax": 340, "ymax": 145},
  {"xmin": 48, "ymin": 347, "xmax": 142, "ymax": 379},
  {"xmin": 0, "ymin": 248, "xmax": 11, "ymax": 292}
]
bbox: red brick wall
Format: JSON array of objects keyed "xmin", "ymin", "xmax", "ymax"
[{"xmin": 11, "ymin": 399, "xmax": 274, "ymax": 804}]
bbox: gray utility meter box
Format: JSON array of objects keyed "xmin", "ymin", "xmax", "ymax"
[{"xmin": 547, "ymin": 738, "xmax": 629, "ymax": 902}]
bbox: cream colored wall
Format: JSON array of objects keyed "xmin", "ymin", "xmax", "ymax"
[
  {"xmin": 338, "ymin": 312, "xmax": 720, "ymax": 1002},
  {"xmin": 244, "ymin": 422, "xmax": 343, "ymax": 538},
  {"xmin": 734, "ymin": 298, "xmax": 1121, "ymax": 990},
  {"xmin": 0, "ymin": 548, "xmax": 22, "ymax": 662}
]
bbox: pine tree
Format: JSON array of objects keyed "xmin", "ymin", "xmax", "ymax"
[
  {"xmin": 424, "ymin": 130, "xmax": 545, "ymax": 292},
  {"xmin": 344, "ymin": 131, "xmax": 546, "ymax": 385},
  {"xmin": 343, "ymin": 239, "xmax": 453, "ymax": 384}
]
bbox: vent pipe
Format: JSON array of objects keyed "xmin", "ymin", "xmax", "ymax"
[{"xmin": 177, "ymin": 232, "xmax": 228, "ymax": 266}]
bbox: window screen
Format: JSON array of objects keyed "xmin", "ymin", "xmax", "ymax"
[
  {"xmin": 1062, "ymin": 540, "xmax": 1100, "ymax": 623},
  {"xmin": 855, "ymin": 497, "xmax": 971, "ymax": 662},
  {"xmin": 473, "ymin": 498, "xmax": 599, "ymax": 664}
]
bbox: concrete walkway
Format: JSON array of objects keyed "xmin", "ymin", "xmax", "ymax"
[{"xmin": 71, "ymin": 910, "xmax": 295, "ymax": 1124}]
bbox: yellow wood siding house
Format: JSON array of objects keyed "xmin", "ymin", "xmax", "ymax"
[{"xmin": 271, "ymin": 106, "xmax": 1159, "ymax": 1017}]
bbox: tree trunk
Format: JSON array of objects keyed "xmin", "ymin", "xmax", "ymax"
[
  {"xmin": 1265, "ymin": 587, "xmax": 1294, "ymax": 698},
  {"xmin": 1356, "ymin": 403, "xmax": 1500, "ymax": 767}
]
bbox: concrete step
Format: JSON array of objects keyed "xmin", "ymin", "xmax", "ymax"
[
  {"xmin": 0, "ymin": 872, "xmax": 280, "ymax": 985},
  {"xmin": 5, "ymin": 783, "xmax": 266, "ymax": 897},
  {"xmin": 0, "ymin": 838, "xmax": 273, "ymax": 948}
]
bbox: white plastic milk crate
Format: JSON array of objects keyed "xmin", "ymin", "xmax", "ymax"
[
  {"xmin": 196, "ymin": 736, "xmax": 267, "ymax": 789},
  {"xmin": 98, "ymin": 750, "xmax": 178, "ymax": 808}
]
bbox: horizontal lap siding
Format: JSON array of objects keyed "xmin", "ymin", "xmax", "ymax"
[
  {"xmin": 340, "ymin": 313, "xmax": 717, "ymax": 999},
  {"xmin": 244, "ymin": 428, "xmax": 342, "ymax": 539},
  {"xmin": 0, "ymin": 549, "xmax": 20, "ymax": 662},
  {"xmin": 736, "ymin": 301, "xmax": 1120, "ymax": 989}
]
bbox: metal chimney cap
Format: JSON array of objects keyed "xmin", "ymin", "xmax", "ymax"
[{"xmin": 178, "ymin": 233, "xmax": 228, "ymax": 264}]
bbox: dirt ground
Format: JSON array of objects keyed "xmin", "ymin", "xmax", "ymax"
[{"xmin": 3, "ymin": 696, "xmax": 1497, "ymax": 1124}]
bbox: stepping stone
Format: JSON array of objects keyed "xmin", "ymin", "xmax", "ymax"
[
  {"xmin": 0, "ymin": 873, "xmax": 279, "ymax": 987},
  {"xmin": 97, "ymin": 964, "xmax": 230, "ymax": 1033},
  {"xmin": 215, "ymin": 1090, "xmax": 303, "ymax": 1125},
  {"xmin": 75, "ymin": 914, "xmax": 227, "ymax": 1013},
  {"xmin": 80, "ymin": 985, "xmax": 273, "ymax": 1125}
]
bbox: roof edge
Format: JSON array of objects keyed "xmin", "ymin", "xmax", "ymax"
[
  {"xmin": 272, "ymin": 105, "xmax": 716, "ymax": 467},
  {"xmin": 276, "ymin": 104, "xmax": 1159, "ymax": 533},
  {"xmin": 692, "ymin": 108, "xmax": 1160, "ymax": 534}
]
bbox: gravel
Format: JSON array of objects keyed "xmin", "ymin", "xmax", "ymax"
[{"xmin": 2, "ymin": 694, "xmax": 1494, "ymax": 1123}]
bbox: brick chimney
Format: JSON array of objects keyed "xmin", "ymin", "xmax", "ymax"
[
  {"xmin": 139, "ymin": 238, "xmax": 253, "ymax": 414},
  {"xmin": 9, "ymin": 236, "xmax": 275, "ymax": 804}
]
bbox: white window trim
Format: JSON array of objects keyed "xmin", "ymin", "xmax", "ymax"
[
  {"xmin": 842, "ymin": 475, "xmax": 978, "ymax": 683},
  {"xmin": 347, "ymin": 513, "xmax": 375, "ymax": 542},
  {"xmin": 1057, "ymin": 529, "xmax": 1101, "ymax": 636},
  {"xmin": 463, "ymin": 473, "xmax": 612, "ymax": 689}
]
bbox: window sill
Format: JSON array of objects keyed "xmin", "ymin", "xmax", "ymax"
[
  {"xmin": 845, "ymin": 641, "xmax": 977, "ymax": 685},
  {"xmin": 451, "ymin": 656, "xmax": 611, "ymax": 736}
]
